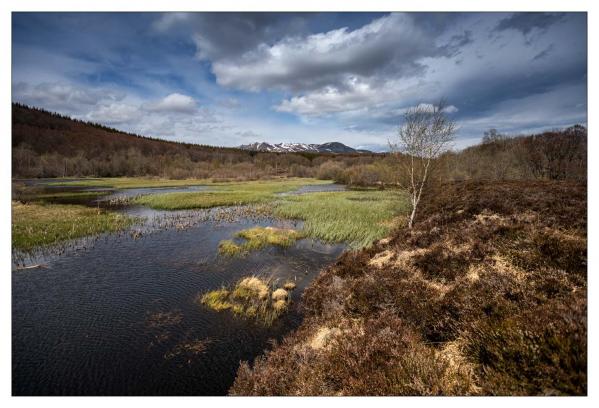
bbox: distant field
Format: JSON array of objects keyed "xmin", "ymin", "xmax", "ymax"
[
  {"xmin": 133, "ymin": 178, "xmax": 331, "ymax": 209},
  {"xmin": 48, "ymin": 177, "xmax": 212, "ymax": 189}
]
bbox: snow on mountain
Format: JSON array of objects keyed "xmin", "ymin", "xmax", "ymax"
[{"xmin": 239, "ymin": 141, "xmax": 370, "ymax": 153}]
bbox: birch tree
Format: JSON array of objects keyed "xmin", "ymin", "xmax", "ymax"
[{"xmin": 391, "ymin": 102, "xmax": 456, "ymax": 229}]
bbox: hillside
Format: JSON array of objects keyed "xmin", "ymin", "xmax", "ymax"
[
  {"xmin": 231, "ymin": 180, "xmax": 587, "ymax": 395},
  {"xmin": 11, "ymin": 104, "xmax": 378, "ymax": 179}
]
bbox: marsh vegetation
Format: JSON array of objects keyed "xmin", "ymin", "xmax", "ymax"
[
  {"xmin": 199, "ymin": 276, "xmax": 294, "ymax": 325},
  {"xmin": 218, "ymin": 227, "xmax": 303, "ymax": 256},
  {"xmin": 12, "ymin": 201, "xmax": 136, "ymax": 252}
]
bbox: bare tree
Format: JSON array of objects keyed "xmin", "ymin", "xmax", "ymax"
[{"xmin": 390, "ymin": 102, "xmax": 456, "ymax": 229}]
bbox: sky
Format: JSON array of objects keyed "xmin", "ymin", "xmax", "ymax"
[{"xmin": 12, "ymin": 12, "xmax": 587, "ymax": 151}]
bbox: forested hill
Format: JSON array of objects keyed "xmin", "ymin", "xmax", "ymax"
[
  {"xmin": 11, "ymin": 104, "xmax": 376, "ymax": 179},
  {"xmin": 12, "ymin": 103, "xmax": 587, "ymax": 183}
]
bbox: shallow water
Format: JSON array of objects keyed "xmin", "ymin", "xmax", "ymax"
[{"xmin": 12, "ymin": 181, "xmax": 347, "ymax": 395}]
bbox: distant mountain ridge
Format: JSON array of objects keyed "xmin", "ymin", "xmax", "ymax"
[{"xmin": 239, "ymin": 141, "xmax": 371, "ymax": 154}]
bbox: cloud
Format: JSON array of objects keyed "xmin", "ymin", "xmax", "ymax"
[
  {"xmin": 494, "ymin": 12, "xmax": 565, "ymax": 35},
  {"xmin": 532, "ymin": 44, "xmax": 554, "ymax": 60},
  {"xmin": 208, "ymin": 13, "xmax": 449, "ymax": 93},
  {"xmin": 235, "ymin": 130, "xmax": 262, "ymax": 140},
  {"xmin": 143, "ymin": 93, "xmax": 197, "ymax": 114},
  {"xmin": 11, "ymin": 12, "xmax": 588, "ymax": 149},
  {"xmin": 152, "ymin": 13, "xmax": 190, "ymax": 32},
  {"xmin": 12, "ymin": 81, "xmax": 125, "ymax": 113},
  {"xmin": 85, "ymin": 102, "xmax": 141, "ymax": 125},
  {"xmin": 188, "ymin": 13, "xmax": 307, "ymax": 61}
]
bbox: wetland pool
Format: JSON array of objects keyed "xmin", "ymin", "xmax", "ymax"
[{"xmin": 12, "ymin": 182, "xmax": 346, "ymax": 395}]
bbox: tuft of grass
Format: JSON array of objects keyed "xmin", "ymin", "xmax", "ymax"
[
  {"xmin": 283, "ymin": 281, "xmax": 297, "ymax": 290},
  {"xmin": 200, "ymin": 289, "xmax": 232, "ymax": 311},
  {"xmin": 218, "ymin": 240, "xmax": 244, "ymax": 256},
  {"xmin": 275, "ymin": 190, "xmax": 410, "ymax": 248},
  {"xmin": 133, "ymin": 178, "xmax": 331, "ymax": 210},
  {"xmin": 199, "ymin": 276, "xmax": 291, "ymax": 325},
  {"xmin": 12, "ymin": 201, "xmax": 137, "ymax": 252},
  {"xmin": 218, "ymin": 227, "xmax": 303, "ymax": 256}
]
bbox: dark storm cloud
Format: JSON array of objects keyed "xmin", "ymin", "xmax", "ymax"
[
  {"xmin": 442, "ymin": 30, "xmax": 474, "ymax": 57},
  {"xmin": 184, "ymin": 13, "xmax": 309, "ymax": 60},
  {"xmin": 494, "ymin": 12, "xmax": 566, "ymax": 35}
]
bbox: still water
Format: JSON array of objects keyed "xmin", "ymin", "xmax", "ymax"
[{"xmin": 12, "ymin": 182, "xmax": 346, "ymax": 395}]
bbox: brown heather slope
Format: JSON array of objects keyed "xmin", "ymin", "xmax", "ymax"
[{"xmin": 230, "ymin": 180, "xmax": 587, "ymax": 395}]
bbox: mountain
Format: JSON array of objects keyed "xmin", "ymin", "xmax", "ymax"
[{"xmin": 239, "ymin": 141, "xmax": 371, "ymax": 154}]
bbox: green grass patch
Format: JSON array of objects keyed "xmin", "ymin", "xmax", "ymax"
[
  {"xmin": 48, "ymin": 177, "xmax": 212, "ymax": 189},
  {"xmin": 34, "ymin": 191, "xmax": 109, "ymax": 199},
  {"xmin": 12, "ymin": 201, "xmax": 136, "ymax": 252},
  {"xmin": 133, "ymin": 178, "xmax": 330, "ymax": 210},
  {"xmin": 199, "ymin": 276, "xmax": 294, "ymax": 325},
  {"xmin": 218, "ymin": 226, "xmax": 303, "ymax": 256},
  {"xmin": 275, "ymin": 190, "xmax": 409, "ymax": 248}
]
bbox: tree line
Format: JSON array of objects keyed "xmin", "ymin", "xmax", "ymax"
[{"xmin": 12, "ymin": 103, "xmax": 586, "ymax": 185}]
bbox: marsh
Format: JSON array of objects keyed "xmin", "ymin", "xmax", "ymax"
[{"xmin": 12, "ymin": 178, "xmax": 405, "ymax": 395}]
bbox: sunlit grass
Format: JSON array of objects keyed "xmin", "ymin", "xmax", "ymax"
[
  {"xmin": 275, "ymin": 190, "xmax": 410, "ymax": 248},
  {"xmin": 199, "ymin": 276, "xmax": 293, "ymax": 325},
  {"xmin": 133, "ymin": 178, "xmax": 330, "ymax": 210},
  {"xmin": 12, "ymin": 201, "xmax": 136, "ymax": 252},
  {"xmin": 218, "ymin": 226, "xmax": 303, "ymax": 256}
]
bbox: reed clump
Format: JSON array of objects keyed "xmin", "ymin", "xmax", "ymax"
[
  {"xmin": 218, "ymin": 227, "xmax": 303, "ymax": 256},
  {"xmin": 199, "ymin": 276, "xmax": 295, "ymax": 325}
]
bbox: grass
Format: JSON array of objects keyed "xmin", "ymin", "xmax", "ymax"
[
  {"xmin": 134, "ymin": 177, "xmax": 409, "ymax": 249},
  {"xmin": 33, "ymin": 191, "xmax": 109, "ymax": 200},
  {"xmin": 133, "ymin": 178, "xmax": 330, "ymax": 210},
  {"xmin": 48, "ymin": 177, "xmax": 212, "ymax": 189},
  {"xmin": 275, "ymin": 190, "xmax": 410, "ymax": 248},
  {"xmin": 199, "ymin": 276, "xmax": 294, "ymax": 325},
  {"xmin": 12, "ymin": 201, "xmax": 136, "ymax": 252},
  {"xmin": 219, "ymin": 227, "xmax": 303, "ymax": 256}
]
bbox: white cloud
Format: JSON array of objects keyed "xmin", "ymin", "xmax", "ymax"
[
  {"xmin": 12, "ymin": 82, "xmax": 125, "ymax": 113},
  {"xmin": 143, "ymin": 93, "xmax": 197, "ymax": 114},
  {"xmin": 85, "ymin": 103, "xmax": 142, "ymax": 125},
  {"xmin": 152, "ymin": 13, "xmax": 190, "ymax": 32}
]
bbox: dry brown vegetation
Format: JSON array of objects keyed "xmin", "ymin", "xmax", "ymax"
[{"xmin": 230, "ymin": 180, "xmax": 587, "ymax": 395}]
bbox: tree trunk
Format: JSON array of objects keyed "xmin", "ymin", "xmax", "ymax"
[{"xmin": 408, "ymin": 204, "xmax": 416, "ymax": 229}]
